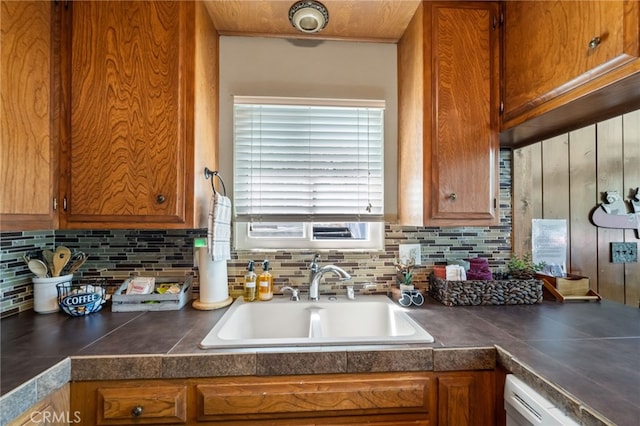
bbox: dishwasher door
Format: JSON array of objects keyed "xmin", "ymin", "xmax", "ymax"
[{"xmin": 504, "ymin": 374, "xmax": 579, "ymax": 426}]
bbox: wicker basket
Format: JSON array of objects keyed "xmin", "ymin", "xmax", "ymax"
[{"xmin": 429, "ymin": 274, "xmax": 542, "ymax": 306}]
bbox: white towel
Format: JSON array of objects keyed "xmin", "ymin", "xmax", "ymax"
[
  {"xmin": 445, "ymin": 264, "xmax": 466, "ymax": 281},
  {"xmin": 207, "ymin": 192, "xmax": 231, "ymax": 261}
]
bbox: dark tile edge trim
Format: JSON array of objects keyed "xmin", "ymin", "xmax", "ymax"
[
  {"xmin": 495, "ymin": 345, "xmax": 614, "ymax": 426},
  {"xmin": 0, "ymin": 358, "xmax": 70, "ymax": 426},
  {"xmin": 433, "ymin": 346, "xmax": 496, "ymax": 371}
]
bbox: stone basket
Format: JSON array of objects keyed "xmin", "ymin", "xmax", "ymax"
[{"xmin": 428, "ymin": 274, "xmax": 543, "ymax": 306}]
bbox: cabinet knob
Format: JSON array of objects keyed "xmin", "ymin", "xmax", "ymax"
[
  {"xmin": 131, "ymin": 405, "xmax": 143, "ymax": 417},
  {"xmin": 449, "ymin": 193, "xmax": 457, "ymax": 201},
  {"xmin": 156, "ymin": 194, "xmax": 166, "ymax": 204},
  {"xmin": 588, "ymin": 36, "xmax": 601, "ymax": 49}
]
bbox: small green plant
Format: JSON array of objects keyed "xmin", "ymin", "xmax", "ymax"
[
  {"xmin": 507, "ymin": 253, "xmax": 545, "ymax": 279},
  {"xmin": 395, "ymin": 259, "xmax": 415, "ymax": 286},
  {"xmin": 402, "ymin": 270, "xmax": 413, "ymax": 286}
]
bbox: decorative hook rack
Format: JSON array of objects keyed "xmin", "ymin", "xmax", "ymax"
[
  {"xmin": 591, "ymin": 188, "xmax": 639, "ymax": 238},
  {"xmin": 204, "ymin": 167, "xmax": 227, "ymax": 196}
]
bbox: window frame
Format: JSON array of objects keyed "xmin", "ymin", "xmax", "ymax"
[{"xmin": 232, "ymin": 96, "xmax": 386, "ymax": 251}]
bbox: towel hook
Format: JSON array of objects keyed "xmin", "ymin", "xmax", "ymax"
[{"xmin": 204, "ymin": 167, "xmax": 227, "ymax": 196}]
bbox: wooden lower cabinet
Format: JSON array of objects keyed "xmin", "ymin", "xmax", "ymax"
[
  {"xmin": 70, "ymin": 371, "xmax": 497, "ymax": 425},
  {"xmin": 437, "ymin": 371, "xmax": 495, "ymax": 426},
  {"xmin": 8, "ymin": 384, "xmax": 70, "ymax": 426}
]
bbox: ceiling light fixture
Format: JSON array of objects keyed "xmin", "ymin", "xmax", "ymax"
[{"xmin": 288, "ymin": 0, "xmax": 329, "ymax": 34}]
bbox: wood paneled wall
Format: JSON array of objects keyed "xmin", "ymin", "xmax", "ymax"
[{"xmin": 513, "ymin": 110, "xmax": 640, "ymax": 307}]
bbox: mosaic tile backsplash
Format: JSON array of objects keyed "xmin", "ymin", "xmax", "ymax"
[{"xmin": 1, "ymin": 151, "xmax": 512, "ymax": 318}]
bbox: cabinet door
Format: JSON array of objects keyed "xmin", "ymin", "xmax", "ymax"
[
  {"xmin": 1, "ymin": 0, "xmax": 57, "ymax": 231},
  {"xmin": 60, "ymin": 1, "xmax": 194, "ymax": 228},
  {"xmin": 428, "ymin": 2, "xmax": 499, "ymax": 224},
  {"xmin": 437, "ymin": 371, "xmax": 495, "ymax": 426},
  {"xmin": 503, "ymin": 0, "xmax": 640, "ymax": 123}
]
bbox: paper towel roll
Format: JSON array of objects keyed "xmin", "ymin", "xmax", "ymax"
[{"xmin": 193, "ymin": 247, "xmax": 232, "ymax": 310}]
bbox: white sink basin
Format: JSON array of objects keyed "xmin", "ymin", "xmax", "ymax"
[{"xmin": 200, "ymin": 295, "xmax": 434, "ymax": 349}]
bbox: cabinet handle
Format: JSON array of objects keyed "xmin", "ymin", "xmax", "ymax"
[
  {"xmin": 131, "ymin": 405, "xmax": 143, "ymax": 417},
  {"xmin": 156, "ymin": 194, "xmax": 166, "ymax": 204},
  {"xmin": 449, "ymin": 193, "xmax": 457, "ymax": 201},
  {"xmin": 588, "ymin": 36, "xmax": 601, "ymax": 49}
]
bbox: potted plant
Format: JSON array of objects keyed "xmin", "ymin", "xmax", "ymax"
[
  {"xmin": 395, "ymin": 259, "xmax": 415, "ymax": 291},
  {"xmin": 506, "ymin": 253, "xmax": 545, "ymax": 280}
]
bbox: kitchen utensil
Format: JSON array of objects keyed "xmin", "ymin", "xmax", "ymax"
[
  {"xmin": 52, "ymin": 246, "xmax": 72, "ymax": 277},
  {"xmin": 61, "ymin": 252, "xmax": 81, "ymax": 275},
  {"xmin": 28, "ymin": 259, "xmax": 49, "ymax": 278},
  {"xmin": 42, "ymin": 249, "xmax": 55, "ymax": 272},
  {"xmin": 65, "ymin": 253, "xmax": 88, "ymax": 275}
]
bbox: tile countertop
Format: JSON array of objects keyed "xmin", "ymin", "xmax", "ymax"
[{"xmin": 1, "ymin": 296, "xmax": 639, "ymax": 426}]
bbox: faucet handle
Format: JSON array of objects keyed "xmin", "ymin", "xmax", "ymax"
[
  {"xmin": 309, "ymin": 254, "xmax": 321, "ymax": 271},
  {"xmin": 281, "ymin": 286, "xmax": 300, "ymax": 301}
]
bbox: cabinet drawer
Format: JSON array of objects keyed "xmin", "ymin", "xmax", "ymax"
[
  {"xmin": 195, "ymin": 374, "xmax": 434, "ymax": 422},
  {"xmin": 97, "ymin": 385, "xmax": 187, "ymax": 425}
]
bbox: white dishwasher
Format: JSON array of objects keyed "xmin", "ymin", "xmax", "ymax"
[{"xmin": 504, "ymin": 374, "xmax": 580, "ymax": 426}]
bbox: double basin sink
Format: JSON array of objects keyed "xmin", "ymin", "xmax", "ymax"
[{"xmin": 200, "ymin": 294, "xmax": 434, "ymax": 349}]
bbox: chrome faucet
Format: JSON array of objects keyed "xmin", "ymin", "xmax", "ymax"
[
  {"xmin": 309, "ymin": 254, "xmax": 321, "ymax": 284},
  {"xmin": 281, "ymin": 286, "xmax": 300, "ymax": 301},
  {"xmin": 308, "ymin": 255, "xmax": 352, "ymax": 301}
]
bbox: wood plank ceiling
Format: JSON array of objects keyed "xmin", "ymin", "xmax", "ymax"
[{"xmin": 203, "ymin": 0, "xmax": 421, "ymax": 43}]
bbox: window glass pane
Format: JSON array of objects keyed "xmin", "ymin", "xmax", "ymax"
[
  {"xmin": 248, "ymin": 222, "xmax": 304, "ymax": 238},
  {"xmin": 312, "ymin": 223, "xmax": 368, "ymax": 240}
]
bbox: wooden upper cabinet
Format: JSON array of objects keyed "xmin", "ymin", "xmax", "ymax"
[
  {"xmin": 1, "ymin": 0, "xmax": 57, "ymax": 231},
  {"xmin": 430, "ymin": 2, "xmax": 499, "ymax": 223},
  {"xmin": 59, "ymin": 0, "xmax": 217, "ymax": 229},
  {"xmin": 398, "ymin": 1, "xmax": 500, "ymax": 226},
  {"xmin": 501, "ymin": 0, "xmax": 640, "ymax": 146}
]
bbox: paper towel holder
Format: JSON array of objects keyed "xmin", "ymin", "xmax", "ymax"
[
  {"xmin": 192, "ymin": 237, "xmax": 233, "ymax": 311},
  {"xmin": 204, "ymin": 167, "xmax": 227, "ymax": 196}
]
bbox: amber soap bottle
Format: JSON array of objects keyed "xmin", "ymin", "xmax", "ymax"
[
  {"xmin": 258, "ymin": 259, "xmax": 273, "ymax": 301},
  {"xmin": 243, "ymin": 260, "xmax": 257, "ymax": 302}
]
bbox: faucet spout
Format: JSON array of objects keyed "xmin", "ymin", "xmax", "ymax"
[{"xmin": 309, "ymin": 264, "xmax": 351, "ymax": 301}]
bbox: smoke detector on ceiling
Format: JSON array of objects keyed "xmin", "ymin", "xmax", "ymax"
[{"xmin": 289, "ymin": 1, "xmax": 329, "ymax": 34}]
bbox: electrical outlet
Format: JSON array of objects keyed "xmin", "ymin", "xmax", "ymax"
[
  {"xmin": 399, "ymin": 243, "xmax": 421, "ymax": 265},
  {"xmin": 611, "ymin": 242, "xmax": 638, "ymax": 263}
]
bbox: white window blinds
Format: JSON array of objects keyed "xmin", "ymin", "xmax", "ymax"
[{"xmin": 233, "ymin": 96, "xmax": 384, "ymax": 222}]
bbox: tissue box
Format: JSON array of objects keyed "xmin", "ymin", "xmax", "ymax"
[{"xmin": 111, "ymin": 274, "xmax": 193, "ymax": 312}]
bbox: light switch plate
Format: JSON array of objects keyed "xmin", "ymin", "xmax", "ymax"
[
  {"xmin": 611, "ymin": 242, "xmax": 637, "ymax": 263},
  {"xmin": 399, "ymin": 243, "xmax": 421, "ymax": 265}
]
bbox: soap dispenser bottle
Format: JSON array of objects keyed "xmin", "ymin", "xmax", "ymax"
[
  {"xmin": 258, "ymin": 259, "xmax": 273, "ymax": 301},
  {"xmin": 243, "ymin": 260, "xmax": 257, "ymax": 302}
]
